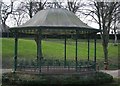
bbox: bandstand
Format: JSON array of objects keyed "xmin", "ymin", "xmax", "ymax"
[{"xmin": 10, "ymin": 8, "xmax": 101, "ymax": 74}]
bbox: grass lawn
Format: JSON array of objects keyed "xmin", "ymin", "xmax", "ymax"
[{"xmin": 2, "ymin": 38, "xmax": 119, "ymax": 69}]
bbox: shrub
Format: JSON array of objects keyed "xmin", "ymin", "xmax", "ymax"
[{"xmin": 2, "ymin": 72, "xmax": 113, "ymax": 86}]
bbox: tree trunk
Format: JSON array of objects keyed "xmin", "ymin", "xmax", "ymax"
[
  {"xmin": 2, "ymin": 22, "xmax": 5, "ymax": 31},
  {"xmin": 114, "ymin": 33, "xmax": 117, "ymax": 46},
  {"xmin": 114, "ymin": 28, "xmax": 118, "ymax": 46},
  {"xmin": 29, "ymin": 2, "xmax": 33, "ymax": 18},
  {"xmin": 102, "ymin": 32, "xmax": 109, "ymax": 70},
  {"xmin": 103, "ymin": 43, "xmax": 108, "ymax": 62},
  {"xmin": 34, "ymin": 34, "xmax": 43, "ymax": 60}
]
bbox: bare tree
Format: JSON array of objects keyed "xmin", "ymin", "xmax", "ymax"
[
  {"xmin": 16, "ymin": 0, "xmax": 47, "ymax": 18},
  {"xmin": 82, "ymin": 1, "xmax": 120, "ymax": 69},
  {"xmin": 0, "ymin": 0, "xmax": 2, "ymax": 24},
  {"xmin": 0, "ymin": 0, "xmax": 13, "ymax": 31},
  {"xmin": 32, "ymin": 1, "xmax": 47, "ymax": 14},
  {"xmin": 46, "ymin": 0, "xmax": 63, "ymax": 8},
  {"xmin": 95, "ymin": 2, "xmax": 119, "ymax": 69},
  {"xmin": 12, "ymin": 11, "xmax": 27, "ymax": 26},
  {"xmin": 113, "ymin": 6, "xmax": 120, "ymax": 45},
  {"xmin": 10, "ymin": 0, "xmax": 48, "ymax": 25},
  {"xmin": 66, "ymin": 0, "xmax": 84, "ymax": 14},
  {"xmin": 15, "ymin": 0, "xmax": 48, "ymax": 59}
]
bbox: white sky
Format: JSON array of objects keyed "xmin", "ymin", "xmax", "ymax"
[{"xmin": 2, "ymin": 0, "xmax": 99, "ymax": 29}]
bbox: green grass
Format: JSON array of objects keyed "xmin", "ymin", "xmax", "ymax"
[
  {"xmin": 2, "ymin": 38, "xmax": 118, "ymax": 60},
  {"xmin": 2, "ymin": 38, "xmax": 119, "ymax": 69}
]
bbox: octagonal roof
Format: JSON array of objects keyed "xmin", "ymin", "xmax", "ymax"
[
  {"xmin": 10, "ymin": 8, "xmax": 100, "ymax": 34},
  {"xmin": 22, "ymin": 8, "xmax": 92, "ymax": 28}
]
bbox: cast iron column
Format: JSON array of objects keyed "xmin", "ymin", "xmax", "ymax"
[
  {"xmin": 37, "ymin": 29, "xmax": 42, "ymax": 73},
  {"xmin": 14, "ymin": 32, "xmax": 18, "ymax": 73},
  {"xmin": 88, "ymin": 35, "xmax": 90, "ymax": 61},
  {"xmin": 94, "ymin": 34, "xmax": 97, "ymax": 71},
  {"xmin": 75, "ymin": 30, "xmax": 78, "ymax": 71},
  {"xmin": 64, "ymin": 35, "xmax": 67, "ymax": 67}
]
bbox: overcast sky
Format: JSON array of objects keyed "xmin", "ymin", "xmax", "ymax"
[{"xmin": 2, "ymin": 0, "xmax": 100, "ymax": 29}]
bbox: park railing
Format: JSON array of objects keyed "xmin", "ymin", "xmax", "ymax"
[{"xmin": 16, "ymin": 59, "xmax": 96, "ymax": 73}]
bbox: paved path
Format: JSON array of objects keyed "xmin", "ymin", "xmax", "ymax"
[
  {"xmin": 0, "ymin": 69, "xmax": 12, "ymax": 85},
  {"xmin": 2, "ymin": 69, "xmax": 12, "ymax": 73},
  {"xmin": 100, "ymin": 70, "xmax": 120, "ymax": 78},
  {"xmin": 0, "ymin": 69, "xmax": 2, "ymax": 85}
]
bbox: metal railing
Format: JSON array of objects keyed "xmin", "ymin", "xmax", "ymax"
[{"xmin": 16, "ymin": 59, "xmax": 96, "ymax": 73}]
